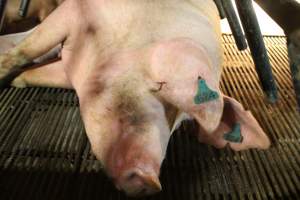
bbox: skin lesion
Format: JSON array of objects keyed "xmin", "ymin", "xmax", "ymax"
[{"xmin": 150, "ymin": 81, "xmax": 167, "ymax": 93}]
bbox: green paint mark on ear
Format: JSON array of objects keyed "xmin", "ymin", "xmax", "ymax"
[
  {"xmin": 223, "ymin": 123, "xmax": 243, "ymax": 143},
  {"xmin": 194, "ymin": 78, "xmax": 219, "ymax": 104}
]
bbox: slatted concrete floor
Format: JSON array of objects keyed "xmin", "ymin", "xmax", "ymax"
[{"xmin": 0, "ymin": 35, "xmax": 299, "ymax": 200}]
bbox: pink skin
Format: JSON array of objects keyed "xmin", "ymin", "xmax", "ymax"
[
  {"xmin": 148, "ymin": 39, "xmax": 270, "ymax": 150},
  {"xmin": 0, "ymin": 39, "xmax": 15, "ymax": 53},
  {"xmin": 77, "ymin": 54, "xmax": 172, "ymax": 196},
  {"xmin": 0, "ymin": 0, "xmax": 271, "ymax": 196},
  {"xmin": 196, "ymin": 96, "xmax": 271, "ymax": 150}
]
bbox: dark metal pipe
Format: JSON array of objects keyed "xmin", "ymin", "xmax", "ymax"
[
  {"xmin": 221, "ymin": 0, "xmax": 247, "ymax": 51},
  {"xmin": 213, "ymin": 0, "xmax": 226, "ymax": 19},
  {"xmin": 287, "ymin": 38, "xmax": 300, "ymax": 112},
  {"xmin": 19, "ymin": 0, "xmax": 31, "ymax": 18},
  {"xmin": 0, "ymin": 0, "xmax": 7, "ymax": 32},
  {"xmin": 235, "ymin": 0, "xmax": 278, "ymax": 103},
  {"xmin": 254, "ymin": 0, "xmax": 300, "ymax": 35}
]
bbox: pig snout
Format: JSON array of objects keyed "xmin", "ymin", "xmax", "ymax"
[
  {"xmin": 108, "ymin": 144, "xmax": 162, "ymax": 197},
  {"xmin": 104, "ymin": 132, "xmax": 163, "ymax": 196},
  {"xmin": 117, "ymin": 168, "xmax": 162, "ymax": 196},
  {"xmin": 104, "ymin": 92, "xmax": 169, "ymax": 196}
]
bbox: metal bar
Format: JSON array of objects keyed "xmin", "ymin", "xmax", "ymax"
[
  {"xmin": 0, "ymin": 0, "xmax": 7, "ymax": 32},
  {"xmin": 221, "ymin": 0, "xmax": 247, "ymax": 51},
  {"xmin": 235, "ymin": 0, "xmax": 278, "ymax": 103},
  {"xmin": 287, "ymin": 38, "xmax": 300, "ymax": 112},
  {"xmin": 19, "ymin": 0, "xmax": 31, "ymax": 18},
  {"xmin": 254, "ymin": 0, "xmax": 300, "ymax": 35},
  {"xmin": 213, "ymin": 0, "xmax": 226, "ymax": 19}
]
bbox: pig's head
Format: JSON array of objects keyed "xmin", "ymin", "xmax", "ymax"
[{"xmin": 79, "ymin": 71, "xmax": 172, "ymax": 196}]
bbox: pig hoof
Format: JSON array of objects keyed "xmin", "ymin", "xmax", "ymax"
[{"xmin": 11, "ymin": 77, "xmax": 27, "ymax": 88}]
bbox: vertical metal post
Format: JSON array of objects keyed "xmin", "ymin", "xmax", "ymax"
[
  {"xmin": 287, "ymin": 38, "xmax": 300, "ymax": 112},
  {"xmin": 235, "ymin": 0, "xmax": 278, "ymax": 103},
  {"xmin": 213, "ymin": 0, "xmax": 226, "ymax": 19},
  {"xmin": 221, "ymin": 0, "xmax": 247, "ymax": 51},
  {"xmin": 19, "ymin": 0, "xmax": 31, "ymax": 18},
  {"xmin": 0, "ymin": 0, "xmax": 7, "ymax": 32}
]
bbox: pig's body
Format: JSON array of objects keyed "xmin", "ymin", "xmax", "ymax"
[
  {"xmin": 2, "ymin": 0, "xmax": 63, "ymax": 34},
  {"xmin": 59, "ymin": 0, "xmax": 222, "ymax": 91},
  {"xmin": 0, "ymin": 0, "xmax": 270, "ymax": 196}
]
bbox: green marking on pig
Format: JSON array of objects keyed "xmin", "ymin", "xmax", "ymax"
[
  {"xmin": 194, "ymin": 78, "xmax": 219, "ymax": 104},
  {"xmin": 223, "ymin": 123, "xmax": 243, "ymax": 143}
]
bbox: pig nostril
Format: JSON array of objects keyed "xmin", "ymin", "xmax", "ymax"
[
  {"xmin": 126, "ymin": 172, "xmax": 137, "ymax": 181},
  {"xmin": 121, "ymin": 169, "xmax": 161, "ymax": 196}
]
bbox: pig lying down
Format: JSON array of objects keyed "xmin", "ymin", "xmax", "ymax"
[{"xmin": 0, "ymin": 0, "xmax": 270, "ymax": 196}]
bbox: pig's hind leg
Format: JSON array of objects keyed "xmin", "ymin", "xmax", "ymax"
[{"xmin": 0, "ymin": 0, "xmax": 74, "ymax": 87}]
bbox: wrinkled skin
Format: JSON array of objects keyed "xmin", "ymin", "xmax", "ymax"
[
  {"xmin": 0, "ymin": 0, "xmax": 270, "ymax": 196},
  {"xmin": 1, "ymin": 0, "xmax": 64, "ymax": 34}
]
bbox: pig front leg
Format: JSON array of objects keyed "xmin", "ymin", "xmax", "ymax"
[
  {"xmin": 148, "ymin": 38, "xmax": 270, "ymax": 151},
  {"xmin": 0, "ymin": 34, "xmax": 71, "ymax": 88},
  {"xmin": 0, "ymin": 38, "xmax": 15, "ymax": 53},
  {"xmin": 0, "ymin": 0, "xmax": 73, "ymax": 87}
]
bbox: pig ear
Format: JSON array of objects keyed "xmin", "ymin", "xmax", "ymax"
[{"xmin": 216, "ymin": 95, "xmax": 271, "ymax": 151}]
